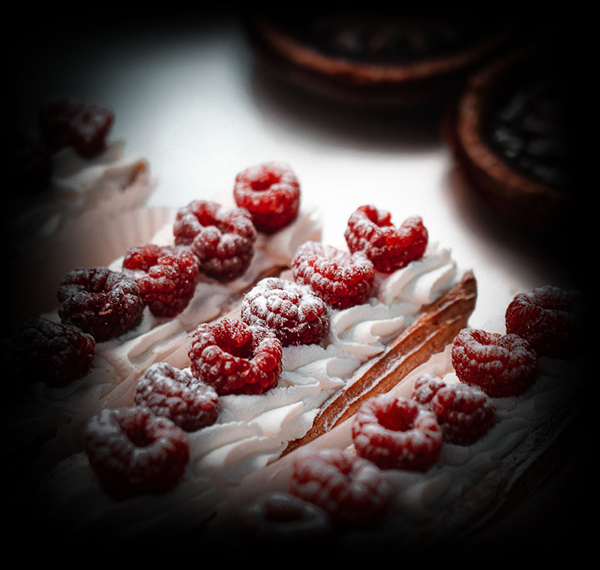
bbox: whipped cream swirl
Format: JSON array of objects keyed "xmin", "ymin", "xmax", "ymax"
[{"xmin": 39, "ymin": 240, "xmax": 465, "ymax": 537}]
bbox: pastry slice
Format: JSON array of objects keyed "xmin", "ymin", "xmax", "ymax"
[
  {"xmin": 215, "ymin": 284, "xmax": 585, "ymax": 552},
  {"xmin": 31, "ymin": 203, "xmax": 477, "ymax": 542},
  {"xmin": 5, "ymin": 162, "xmax": 321, "ymax": 473}
]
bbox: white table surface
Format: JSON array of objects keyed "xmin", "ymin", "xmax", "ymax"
[{"xmin": 12, "ymin": 14, "xmax": 589, "ymax": 558}]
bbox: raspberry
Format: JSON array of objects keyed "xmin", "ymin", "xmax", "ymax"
[
  {"xmin": 11, "ymin": 317, "xmax": 95, "ymax": 387},
  {"xmin": 84, "ymin": 406, "xmax": 189, "ymax": 500},
  {"xmin": 188, "ymin": 318, "xmax": 283, "ymax": 395},
  {"xmin": 39, "ymin": 99, "xmax": 114, "ymax": 158},
  {"xmin": 173, "ymin": 200, "xmax": 257, "ymax": 283},
  {"xmin": 57, "ymin": 267, "xmax": 144, "ymax": 342},
  {"xmin": 429, "ymin": 382, "xmax": 496, "ymax": 446},
  {"xmin": 237, "ymin": 491, "xmax": 332, "ymax": 544},
  {"xmin": 451, "ymin": 328, "xmax": 538, "ymax": 398},
  {"xmin": 241, "ymin": 277, "xmax": 329, "ymax": 346},
  {"xmin": 505, "ymin": 285, "xmax": 584, "ymax": 358},
  {"xmin": 134, "ymin": 362, "xmax": 219, "ymax": 432},
  {"xmin": 411, "ymin": 372, "xmax": 447, "ymax": 406},
  {"xmin": 289, "ymin": 448, "xmax": 392, "ymax": 529},
  {"xmin": 344, "ymin": 205, "xmax": 428, "ymax": 273},
  {"xmin": 122, "ymin": 244, "xmax": 200, "ymax": 318},
  {"xmin": 234, "ymin": 162, "xmax": 301, "ymax": 233},
  {"xmin": 291, "ymin": 242, "xmax": 374, "ymax": 309},
  {"xmin": 352, "ymin": 394, "xmax": 443, "ymax": 472}
]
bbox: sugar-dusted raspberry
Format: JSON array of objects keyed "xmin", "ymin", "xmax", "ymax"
[
  {"xmin": 122, "ymin": 244, "xmax": 200, "ymax": 318},
  {"xmin": 234, "ymin": 162, "xmax": 301, "ymax": 233},
  {"xmin": 344, "ymin": 205, "xmax": 428, "ymax": 273},
  {"xmin": 57, "ymin": 267, "xmax": 144, "ymax": 342},
  {"xmin": 39, "ymin": 99, "xmax": 114, "ymax": 158},
  {"xmin": 134, "ymin": 362, "xmax": 219, "ymax": 432},
  {"xmin": 430, "ymin": 382, "xmax": 495, "ymax": 445},
  {"xmin": 352, "ymin": 394, "xmax": 443, "ymax": 472},
  {"xmin": 241, "ymin": 277, "xmax": 329, "ymax": 346},
  {"xmin": 84, "ymin": 406, "xmax": 189, "ymax": 500},
  {"xmin": 505, "ymin": 285, "xmax": 584, "ymax": 358},
  {"xmin": 291, "ymin": 241, "xmax": 374, "ymax": 309},
  {"xmin": 411, "ymin": 372, "xmax": 447, "ymax": 406},
  {"xmin": 173, "ymin": 200, "xmax": 257, "ymax": 283},
  {"xmin": 11, "ymin": 317, "xmax": 95, "ymax": 387},
  {"xmin": 451, "ymin": 328, "xmax": 538, "ymax": 398},
  {"xmin": 237, "ymin": 491, "xmax": 332, "ymax": 545},
  {"xmin": 188, "ymin": 317, "xmax": 283, "ymax": 395},
  {"xmin": 289, "ymin": 448, "xmax": 392, "ymax": 529}
]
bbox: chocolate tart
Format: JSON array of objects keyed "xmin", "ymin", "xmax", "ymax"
[
  {"xmin": 444, "ymin": 42, "xmax": 575, "ymax": 232},
  {"xmin": 245, "ymin": 11, "xmax": 518, "ymax": 108}
]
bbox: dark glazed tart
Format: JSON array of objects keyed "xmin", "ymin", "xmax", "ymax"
[
  {"xmin": 245, "ymin": 10, "xmax": 517, "ymax": 108},
  {"xmin": 444, "ymin": 43, "xmax": 574, "ymax": 232}
]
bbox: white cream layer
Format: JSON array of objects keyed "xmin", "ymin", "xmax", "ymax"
[
  {"xmin": 12, "ymin": 140, "xmax": 152, "ymax": 249},
  {"xmin": 39, "ymin": 241, "xmax": 465, "ymax": 537},
  {"xmin": 12, "ymin": 206, "xmax": 322, "ymax": 466}
]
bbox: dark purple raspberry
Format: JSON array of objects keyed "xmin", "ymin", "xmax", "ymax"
[
  {"xmin": 430, "ymin": 381, "xmax": 496, "ymax": 446},
  {"xmin": 233, "ymin": 162, "xmax": 301, "ymax": 233},
  {"xmin": 290, "ymin": 448, "xmax": 392, "ymax": 529},
  {"xmin": 291, "ymin": 241, "xmax": 374, "ymax": 309},
  {"xmin": 188, "ymin": 317, "xmax": 283, "ymax": 396},
  {"xmin": 122, "ymin": 244, "xmax": 200, "ymax": 318},
  {"xmin": 238, "ymin": 491, "xmax": 332, "ymax": 545},
  {"xmin": 173, "ymin": 200, "xmax": 257, "ymax": 283},
  {"xmin": 505, "ymin": 285, "xmax": 584, "ymax": 358},
  {"xmin": 57, "ymin": 267, "xmax": 144, "ymax": 342},
  {"xmin": 344, "ymin": 205, "xmax": 428, "ymax": 273},
  {"xmin": 241, "ymin": 277, "xmax": 329, "ymax": 346},
  {"xmin": 84, "ymin": 406, "xmax": 189, "ymax": 500},
  {"xmin": 11, "ymin": 317, "xmax": 95, "ymax": 387},
  {"xmin": 134, "ymin": 362, "xmax": 219, "ymax": 432},
  {"xmin": 39, "ymin": 99, "xmax": 114, "ymax": 158}
]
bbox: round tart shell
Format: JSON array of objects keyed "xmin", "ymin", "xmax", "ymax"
[
  {"xmin": 246, "ymin": 16, "xmax": 518, "ymax": 108},
  {"xmin": 443, "ymin": 45, "xmax": 571, "ymax": 232}
]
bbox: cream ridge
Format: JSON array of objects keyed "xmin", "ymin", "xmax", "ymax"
[{"xmin": 38, "ymin": 239, "xmax": 467, "ymax": 539}]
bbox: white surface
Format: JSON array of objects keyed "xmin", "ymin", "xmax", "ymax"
[{"xmin": 15, "ymin": 16, "xmax": 573, "ymax": 335}]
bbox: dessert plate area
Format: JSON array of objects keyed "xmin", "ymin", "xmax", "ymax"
[{"xmin": 11, "ymin": 13, "xmax": 587, "ymax": 560}]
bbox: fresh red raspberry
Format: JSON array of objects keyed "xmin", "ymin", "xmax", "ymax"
[
  {"xmin": 352, "ymin": 394, "xmax": 443, "ymax": 472},
  {"xmin": 134, "ymin": 362, "xmax": 219, "ymax": 432},
  {"xmin": 411, "ymin": 372, "xmax": 447, "ymax": 406},
  {"xmin": 291, "ymin": 242, "xmax": 374, "ymax": 309},
  {"xmin": 173, "ymin": 200, "xmax": 257, "ymax": 283},
  {"xmin": 188, "ymin": 318, "xmax": 283, "ymax": 395},
  {"xmin": 237, "ymin": 491, "xmax": 332, "ymax": 545},
  {"xmin": 39, "ymin": 99, "xmax": 114, "ymax": 158},
  {"xmin": 430, "ymin": 382, "xmax": 496, "ymax": 445},
  {"xmin": 241, "ymin": 277, "xmax": 329, "ymax": 346},
  {"xmin": 234, "ymin": 162, "xmax": 301, "ymax": 233},
  {"xmin": 505, "ymin": 285, "xmax": 584, "ymax": 358},
  {"xmin": 122, "ymin": 244, "xmax": 200, "ymax": 318},
  {"xmin": 289, "ymin": 448, "xmax": 392, "ymax": 529},
  {"xmin": 57, "ymin": 267, "xmax": 144, "ymax": 342},
  {"xmin": 11, "ymin": 317, "xmax": 95, "ymax": 387},
  {"xmin": 451, "ymin": 328, "xmax": 538, "ymax": 398},
  {"xmin": 84, "ymin": 406, "xmax": 189, "ymax": 500},
  {"xmin": 344, "ymin": 205, "xmax": 428, "ymax": 273}
]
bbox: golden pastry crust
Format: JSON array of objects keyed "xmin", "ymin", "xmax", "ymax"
[{"xmin": 283, "ymin": 270, "xmax": 477, "ymax": 455}]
